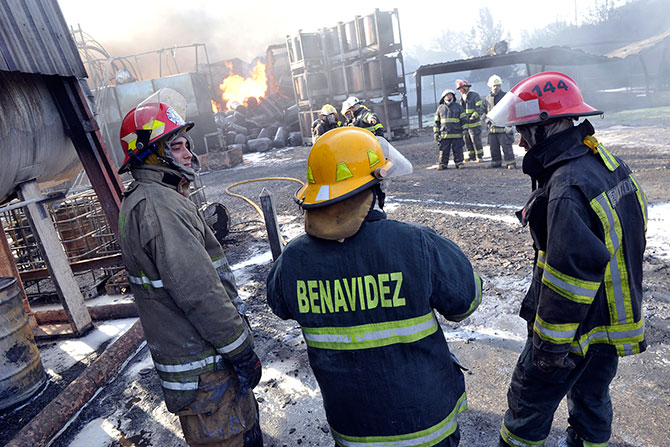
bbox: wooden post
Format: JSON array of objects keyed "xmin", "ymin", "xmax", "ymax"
[
  {"xmin": 259, "ymin": 188, "xmax": 284, "ymax": 261},
  {"xmin": 17, "ymin": 180, "xmax": 92, "ymax": 336}
]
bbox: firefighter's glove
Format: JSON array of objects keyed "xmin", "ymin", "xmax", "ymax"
[
  {"xmin": 533, "ymin": 350, "xmax": 576, "ymax": 374},
  {"xmin": 434, "ymin": 133, "xmax": 439, "ymax": 142},
  {"xmin": 232, "ymin": 349, "xmax": 262, "ymax": 395},
  {"xmin": 504, "ymin": 126, "xmax": 514, "ymax": 135}
]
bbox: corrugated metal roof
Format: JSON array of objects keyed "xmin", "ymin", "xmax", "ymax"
[
  {"xmin": 0, "ymin": 0, "xmax": 86, "ymax": 77},
  {"xmin": 415, "ymin": 46, "xmax": 616, "ymax": 78}
]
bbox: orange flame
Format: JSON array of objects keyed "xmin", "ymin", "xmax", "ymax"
[
  {"xmin": 219, "ymin": 60, "xmax": 267, "ymax": 110},
  {"xmin": 211, "ymin": 100, "xmax": 219, "ymax": 113}
]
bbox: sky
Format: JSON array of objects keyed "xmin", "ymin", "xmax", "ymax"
[{"xmin": 58, "ymin": 0, "xmax": 615, "ymax": 64}]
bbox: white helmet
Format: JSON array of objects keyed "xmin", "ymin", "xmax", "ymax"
[
  {"xmin": 440, "ymin": 88, "xmax": 456, "ymax": 102},
  {"xmin": 487, "ymin": 74, "xmax": 503, "ymax": 88},
  {"xmin": 341, "ymin": 96, "xmax": 361, "ymax": 115}
]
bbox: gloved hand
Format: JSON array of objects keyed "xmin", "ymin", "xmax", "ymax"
[
  {"xmin": 231, "ymin": 349, "xmax": 262, "ymax": 395},
  {"xmin": 533, "ymin": 350, "xmax": 576, "ymax": 374},
  {"xmin": 434, "ymin": 133, "xmax": 439, "ymax": 142},
  {"xmin": 504, "ymin": 126, "xmax": 514, "ymax": 135}
]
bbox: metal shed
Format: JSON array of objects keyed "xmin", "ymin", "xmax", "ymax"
[{"xmin": 413, "ymin": 46, "xmax": 615, "ymax": 128}]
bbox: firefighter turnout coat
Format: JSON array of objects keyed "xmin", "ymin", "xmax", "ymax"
[
  {"xmin": 267, "ymin": 209, "xmax": 483, "ymax": 446},
  {"xmin": 434, "ymin": 101, "xmax": 467, "ymax": 141},
  {"xmin": 519, "ymin": 120, "xmax": 648, "ymax": 360},
  {"xmin": 348, "ymin": 105, "xmax": 384, "ymax": 136},
  {"xmin": 459, "ymin": 90, "xmax": 486, "ymax": 130},
  {"xmin": 118, "ymin": 165, "xmax": 254, "ymax": 413}
]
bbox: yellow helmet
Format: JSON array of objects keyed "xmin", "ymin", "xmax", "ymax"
[
  {"xmin": 295, "ymin": 127, "xmax": 392, "ymax": 209},
  {"xmin": 320, "ymin": 104, "xmax": 337, "ymax": 116}
]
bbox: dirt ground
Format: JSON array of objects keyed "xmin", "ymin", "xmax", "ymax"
[{"xmin": 2, "ymin": 117, "xmax": 669, "ymax": 447}]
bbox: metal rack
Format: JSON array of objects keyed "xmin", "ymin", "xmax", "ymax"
[{"xmin": 287, "ymin": 9, "xmax": 410, "ymax": 143}]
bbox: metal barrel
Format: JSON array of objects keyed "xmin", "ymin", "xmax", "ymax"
[{"xmin": 0, "ymin": 277, "xmax": 46, "ymax": 410}]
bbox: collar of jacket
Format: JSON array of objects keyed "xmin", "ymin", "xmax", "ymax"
[
  {"xmin": 127, "ymin": 165, "xmax": 190, "ymax": 195},
  {"xmin": 522, "ymin": 120, "xmax": 595, "ymax": 182}
]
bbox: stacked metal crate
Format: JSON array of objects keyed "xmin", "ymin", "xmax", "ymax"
[{"xmin": 287, "ymin": 9, "xmax": 410, "ymax": 143}]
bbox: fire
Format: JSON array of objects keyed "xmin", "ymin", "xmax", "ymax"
[
  {"xmin": 211, "ymin": 100, "xmax": 219, "ymax": 113},
  {"xmin": 218, "ymin": 60, "xmax": 267, "ymax": 110}
]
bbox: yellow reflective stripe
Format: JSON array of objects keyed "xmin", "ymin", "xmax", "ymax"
[
  {"xmin": 475, "ymin": 100, "xmax": 483, "ymax": 106},
  {"xmin": 597, "ymin": 143, "xmax": 620, "ymax": 171},
  {"xmin": 154, "ymin": 354, "xmax": 221, "ymax": 373},
  {"xmin": 534, "ymin": 314, "xmax": 579, "ymax": 345},
  {"xmin": 537, "ymin": 252, "xmax": 600, "ymax": 304},
  {"xmin": 128, "ymin": 272, "xmax": 164, "ymax": 289},
  {"xmin": 463, "ymin": 121, "xmax": 481, "ymax": 129},
  {"xmin": 449, "ymin": 272, "xmax": 483, "ymax": 322},
  {"xmin": 440, "ymin": 132, "xmax": 463, "ymax": 138},
  {"xmin": 367, "ymin": 149, "xmax": 381, "ymax": 168},
  {"xmin": 302, "ymin": 312, "xmax": 438, "ymax": 350},
  {"xmin": 490, "ymin": 127, "xmax": 506, "ymax": 133},
  {"xmin": 440, "ymin": 118, "xmax": 460, "ymax": 123},
  {"xmin": 583, "ymin": 441, "xmax": 608, "ymax": 447},
  {"xmin": 629, "ymin": 174, "xmax": 648, "ymax": 231},
  {"xmin": 459, "ymin": 112, "xmax": 466, "ymax": 119},
  {"xmin": 591, "ymin": 193, "xmax": 633, "ymax": 324},
  {"xmin": 501, "ymin": 421, "xmax": 546, "ymax": 446},
  {"xmin": 332, "ymin": 392, "xmax": 466, "ymax": 446},
  {"xmin": 570, "ymin": 319, "xmax": 644, "ymax": 356},
  {"xmin": 215, "ymin": 329, "xmax": 249, "ymax": 355}
]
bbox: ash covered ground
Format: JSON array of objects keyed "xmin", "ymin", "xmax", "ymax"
[{"xmin": 2, "ymin": 116, "xmax": 669, "ymax": 447}]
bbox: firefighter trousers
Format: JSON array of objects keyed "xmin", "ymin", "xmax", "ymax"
[
  {"xmin": 439, "ymin": 138, "xmax": 464, "ymax": 168},
  {"xmin": 488, "ymin": 132, "xmax": 515, "ymax": 165},
  {"xmin": 500, "ymin": 335, "xmax": 619, "ymax": 447},
  {"xmin": 334, "ymin": 426, "xmax": 460, "ymax": 447},
  {"xmin": 463, "ymin": 127, "xmax": 484, "ymax": 160}
]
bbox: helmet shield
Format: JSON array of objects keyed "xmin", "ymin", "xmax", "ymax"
[
  {"xmin": 486, "ymin": 91, "xmax": 539, "ymax": 127},
  {"xmin": 377, "ymin": 136, "xmax": 413, "ymax": 178}
]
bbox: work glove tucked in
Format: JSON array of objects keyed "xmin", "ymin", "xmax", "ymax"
[
  {"xmin": 533, "ymin": 349, "xmax": 576, "ymax": 374},
  {"xmin": 231, "ymin": 348, "xmax": 262, "ymax": 395}
]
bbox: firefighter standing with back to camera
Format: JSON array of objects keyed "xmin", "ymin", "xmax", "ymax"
[
  {"xmin": 267, "ymin": 127, "xmax": 483, "ymax": 446},
  {"xmin": 456, "ymin": 79, "xmax": 486, "ymax": 162},
  {"xmin": 116, "ymin": 90, "xmax": 263, "ymax": 447},
  {"xmin": 487, "ymin": 72, "xmax": 648, "ymax": 447},
  {"xmin": 341, "ymin": 96, "xmax": 385, "ymax": 136},
  {"xmin": 434, "ymin": 88, "xmax": 467, "ymax": 170},
  {"xmin": 484, "ymin": 74, "xmax": 516, "ymax": 169}
]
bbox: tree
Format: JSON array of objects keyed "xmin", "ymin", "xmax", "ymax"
[{"xmin": 462, "ymin": 7, "xmax": 510, "ymax": 58}]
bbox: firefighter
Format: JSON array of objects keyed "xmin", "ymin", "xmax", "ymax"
[
  {"xmin": 341, "ymin": 96, "xmax": 385, "ymax": 136},
  {"xmin": 434, "ymin": 88, "xmax": 467, "ymax": 170},
  {"xmin": 267, "ymin": 127, "xmax": 483, "ymax": 446},
  {"xmin": 456, "ymin": 79, "xmax": 486, "ymax": 162},
  {"xmin": 484, "ymin": 75, "xmax": 516, "ymax": 169},
  {"xmin": 487, "ymin": 72, "xmax": 648, "ymax": 447},
  {"xmin": 117, "ymin": 89, "xmax": 263, "ymax": 447},
  {"xmin": 312, "ymin": 104, "xmax": 342, "ymax": 142}
]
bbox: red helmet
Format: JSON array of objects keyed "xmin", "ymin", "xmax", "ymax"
[
  {"xmin": 118, "ymin": 90, "xmax": 194, "ymax": 173},
  {"xmin": 487, "ymin": 71, "xmax": 602, "ymax": 127},
  {"xmin": 455, "ymin": 79, "xmax": 471, "ymax": 90}
]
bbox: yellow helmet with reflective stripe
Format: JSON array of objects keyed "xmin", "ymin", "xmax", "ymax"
[
  {"xmin": 295, "ymin": 127, "xmax": 392, "ymax": 209},
  {"xmin": 320, "ymin": 104, "xmax": 337, "ymax": 116}
]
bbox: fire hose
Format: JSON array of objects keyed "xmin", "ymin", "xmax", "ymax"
[{"xmin": 225, "ymin": 177, "xmax": 304, "ymax": 245}]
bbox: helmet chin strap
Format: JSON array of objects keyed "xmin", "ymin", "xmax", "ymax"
[{"xmin": 163, "ymin": 131, "xmax": 199, "ymax": 183}]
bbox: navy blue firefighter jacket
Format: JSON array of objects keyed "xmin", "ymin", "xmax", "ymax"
[
  {"xmin": 267, "ymin": 209, "xmax": 483, "ymax": 446},
  {"xmin": 519, "ymin": 120, "xmax": 648, "ymax": 360}
]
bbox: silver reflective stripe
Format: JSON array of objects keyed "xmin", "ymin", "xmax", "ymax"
[
  {"xmin": 570, "ymin": 324, "xmax": 645, "ymax": 353},
  {"xmin": 594, "ymin": 194, "xmax": 626, "ymax": 323},
  {"xmin": 534, "ymin": 322, "xmax": 577, "ymax": 341},
  {"xmin": 332, "ymin": 397, "xmax": 466, "ymax": 447},
  {"xmin": 303, "ymin": 316, "xmax": 436, "ymax": 345},
  {"xmin": 541, "ymin": 268, "xmax": 598, "ymax": 301},
  {"xmin": 212, "ymin": 257, "xmax": 227, "ymax": 269},
  {"xmin": 216, "ymin": 331, "xmax": 248, "ymax": 354},
  {"xmin": 128, "ymin": 274, "xmax": 164, "ymax": 289},
  {"xmin": 160, "ymin": 379, "xmax": 199, "ymax": 391},
  {"xmin": 154, "ymin": 355, "xmax": 221, "ymax": 373}
]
